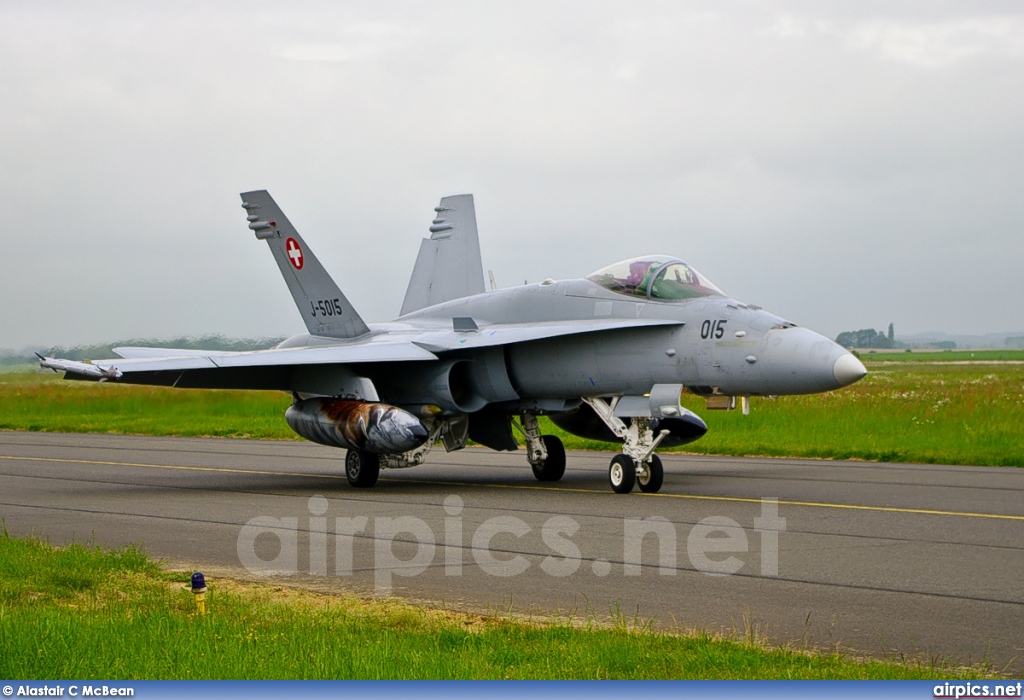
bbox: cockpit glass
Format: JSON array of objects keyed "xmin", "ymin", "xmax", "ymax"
[{"xmin": 585, "ymin": 256, "xmax": 724, "ymax": 300}]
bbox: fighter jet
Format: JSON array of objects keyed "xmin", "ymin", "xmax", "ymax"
[{"xmin": 40, "ymin": 191, "xmax": 866, "ymax": 494}]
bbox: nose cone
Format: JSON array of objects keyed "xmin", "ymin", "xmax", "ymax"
[
  {"xmin": 758, "ymin": 327, "xmax": 861, "ymax": 394},
  {"xmin": 833, "ymin": 353, "xmax": 867, "ymax": 387}
]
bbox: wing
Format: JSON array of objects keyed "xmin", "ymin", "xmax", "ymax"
[
  {"xmin": 40, "ymin": 316, "xmax": 681, "ymax": 390},
  {"xmin": 111, "ymin": 346, "xmax": 233, "ymax": 358},
  {"xmin": 39, "ymin": 339, "xmax": 437, "ymax": 389}
]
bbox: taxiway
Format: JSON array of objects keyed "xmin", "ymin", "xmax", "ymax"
[{"xmin": 1, "ymin": 431, "xmax": 1021, "ymax": 671}]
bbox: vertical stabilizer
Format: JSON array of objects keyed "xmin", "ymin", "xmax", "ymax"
[
  {"xmin": 240, "ymin": 190, "xmax": 370, "ymax": 339},
  {"xmin": 400, "ymin": 194, "xmax": 486, "ymax": 315}
]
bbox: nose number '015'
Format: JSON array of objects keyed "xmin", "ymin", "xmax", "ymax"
[{"xmin": 700, "ymin": 319, "xmax": 727, "ymax": 340}]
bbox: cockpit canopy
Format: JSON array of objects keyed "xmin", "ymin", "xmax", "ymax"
[{"xmin": 586, "ymin": 255, "xmax": 725, "ymax": 301}]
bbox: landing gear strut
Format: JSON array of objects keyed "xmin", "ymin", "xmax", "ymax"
[
  {"xmin": 518, "ymin": 414, "xmax": 566, "ymax": 482},
  {"xmin": 583, "ymin": 397, "xmax": 670, "ymax": 494}
]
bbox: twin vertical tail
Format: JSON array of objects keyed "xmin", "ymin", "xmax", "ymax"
[
  {"xmin": 400, "ymin": 194, "xmax": 485, "ymax": 316},
  {"xmin": 240, "ymin": 190, "xmax": 370, "ymax": 339}
]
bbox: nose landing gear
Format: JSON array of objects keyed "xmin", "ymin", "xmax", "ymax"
[
  {"xmin": 608, "ymin": 452, "xmax": 664, "ymax": 494},
  {"xmin": 636, "ymin": 453, "xmax": 664, "ymax": 493},
  {"xmin": 585, "ymin": 397, "xmax": 670, "ymax": 494},
  {"xmin": 608, "ymin": 454, "xmax": 636, "ymax": 493}
]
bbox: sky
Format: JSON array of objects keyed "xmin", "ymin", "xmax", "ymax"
[{"xmin": 2, "ymin": 1, "xmax": 1022, "ymax": 349}]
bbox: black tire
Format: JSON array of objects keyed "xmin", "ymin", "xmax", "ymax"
[
  {"xmin": 531, "ymin": 435, "xmax": 566, "ymax": 482},
  {"xmin": 608, "ymin": 454, "xmax": 636, "ymax": 494},
  {"xmin": 345, "ymin": 449, "xmax": 380, "ymax": 488},
  {"xmin": 637, "ymin": 454, "xmax": 664, "ymax": 493}
]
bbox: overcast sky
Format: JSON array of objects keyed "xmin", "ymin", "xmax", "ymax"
[{"xmin": 3, "ymin": 1, "xmax": 1022, "ymax": 349}]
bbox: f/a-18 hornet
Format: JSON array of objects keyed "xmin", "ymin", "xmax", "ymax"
[{"xmin": 41, "ymin": 191, "xmax": 866, "ymax": 493}]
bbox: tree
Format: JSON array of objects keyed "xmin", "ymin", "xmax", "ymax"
[{"xmin": 836, "ymin": 328, "xmax": 894, "ymax": 349}]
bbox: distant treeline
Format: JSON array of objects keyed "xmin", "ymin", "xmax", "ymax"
[
  {"xmin": 836, "ymin": 327, "xmax": 895, "ymax": 349},
  {"xmin": 836, "ymin": 325, "xmax": 961, "ymax": 350},
  {"xmin": 3, "ymin": 335, "xmax": 285, "ymax": 364}
]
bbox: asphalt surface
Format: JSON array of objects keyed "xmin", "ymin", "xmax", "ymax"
[{"xmin": 2, "ymin": 430, "xmax": 1022, "ymax": 671}]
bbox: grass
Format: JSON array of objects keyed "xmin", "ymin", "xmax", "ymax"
[
  {"xmin": 541, "ymin": 351, "xmax": 1024, "ymax": 466},
  {"xmin": 1, "ymin": 350, "xmax": 1022, "ymax": 466},
  {"xmin": 0, "ymin": 532, "xmax": 1000, "ymax": 680},
  {"xmin": 0, "ymin": 371, "xmax": 291, "ymax": 439},
  {"xmin": 618, "ymin": 356, "xmax": 1019, "ymax": 464},
  {"xmin": 659, "ymin": 354, "xmax": 1024, "ymax": 466},
  {"xmin": 852, "ymin": 349, "xmax": 1024, "ymax": 363}
]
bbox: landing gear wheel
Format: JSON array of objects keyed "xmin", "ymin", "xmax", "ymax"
[
  {"xmin": 531, "ymin": 435, "xmax": 566, "ymax": 482},
  {"xmin": 345, "ymin": 449, "xmax": 380, "ymax": 488},
  {"xmin": 609, "ymin": 454, "xmax": 636, "ymax": 494},
  {"xmin": 637, "ymin": 454, "xmax": 664, "ymax": 493}
]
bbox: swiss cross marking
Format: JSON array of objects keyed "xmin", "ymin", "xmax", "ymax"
[{"xmin": 286, "ymin": 238, "xmax": 304, "ymax": 270}]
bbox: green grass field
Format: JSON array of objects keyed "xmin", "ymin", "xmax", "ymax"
[
  {"xmin": 666, "ymin": 353, "xmax": 1024, "ymax": 466},
  {"xmin": 0, "ymin": 533, "xmax": 998, "ymax": 679},
  {"xmin": 1, "ymin": 350, "xmax": 1021, "ymax": 466}
]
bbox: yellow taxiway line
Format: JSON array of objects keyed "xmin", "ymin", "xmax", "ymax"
[{"xmin": 3, "ymin": 453, "xmax": 1023, "ymax": 522}]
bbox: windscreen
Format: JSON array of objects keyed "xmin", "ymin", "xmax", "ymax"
[{"xmin": 586, "ymin": 256, "xmax": 724, "ymax": 300}]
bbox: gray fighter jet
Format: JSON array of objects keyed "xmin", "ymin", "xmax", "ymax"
[{"xmin": 40, "ymin": 191, "xmax": 866, "ymax": 493}]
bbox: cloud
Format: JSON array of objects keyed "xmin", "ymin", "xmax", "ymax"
[
  {"xmin": 1, "ymin": 2, "xmax": 1022, "ymax": 345},
  {"xmin": 280, "ymin": 45, "xmax": 357, "ymax": 62},
  {"xmin": 759, "ymin": 16, "xmax": 833, "ymax": 39},
  {"xmin": 278, "ymin": 22, "xmax": 414, "ymax": 62},
  {"xmin": 848, "ymin": 17, "xmax": 1024, "ymax": 67}
]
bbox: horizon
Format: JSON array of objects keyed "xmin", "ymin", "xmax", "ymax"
[{"xmin": 5, "ymin": 327, "xmax": 1024, "ymax": 358}]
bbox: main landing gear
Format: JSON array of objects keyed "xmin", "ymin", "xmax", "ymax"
[
  {"xmin": 344, "ymin": 408, "xmax": 664, "ymax": 493},
  {"xmin": 518, "ymin": 413, "xmax": 566, "ymax": 482},
  {"xmin": 584, "ymin": 397, "xmax": 669, "ymax": 494},
  {"xmin": 345, "ymin": 449, "xmax": 380, "ymax": 488}
]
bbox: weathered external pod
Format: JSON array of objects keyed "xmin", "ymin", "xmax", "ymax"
[{"xmin": 285, "ymin": 398, "xmax": 429, "ymax": 454}]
